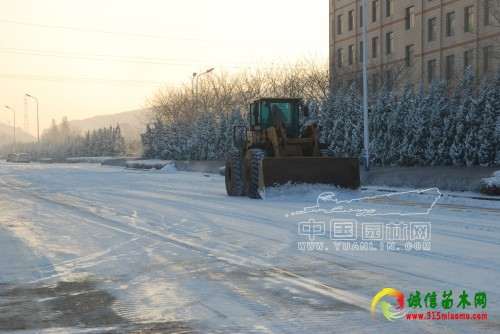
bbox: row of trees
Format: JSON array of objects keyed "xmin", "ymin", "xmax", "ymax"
[
  {"xmin": 142, "ymin": 60, "xmax": 328, "ymax": 160},
  {"xmin": 142, "ymin": 109, "xmax": 242, "ymax": 160},
  {"xmin": 13, "ymin": 117, "xmax": 126, "ymax": 159},
  {"xmin": 320, "ymin": 71, "xmax": 499, "ymax": 166},
  {"xmin": 142, "ymin": 61, "xmax": 499, "ymax": 167}
]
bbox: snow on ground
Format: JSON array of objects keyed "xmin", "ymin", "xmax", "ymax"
[
  {"xmin": 160, "ymin": 162, "xmax": 177, "ymax": 173},
  {"xmin": 0, "ymin": 162, "xmax": 499, "ymax": 333}
]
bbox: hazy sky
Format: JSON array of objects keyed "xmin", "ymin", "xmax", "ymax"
[{"xmin": 0, "ymin": 0, "xmax": 328, "ymax": 134}]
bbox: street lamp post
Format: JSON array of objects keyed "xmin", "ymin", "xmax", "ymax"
[
  {"xmin": 361, "ymin": 0, "xmax": 370, "ymax": 171},
  {"xmin": 192, "ymin": 72, "xmax": 197, "ymax": 97},
  {"xmin": 192, "ymin": 68, "xmax": 215, "ymax": 111},
  {"xmin": 25, "ymin": 93, "xmax": 40, "ymax": 143},
  {"xmin": 4, "ymin": 105, "xmax": 16, "ymax": 151}
]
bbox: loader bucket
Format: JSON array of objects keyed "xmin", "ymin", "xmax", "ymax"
[{"xmin": 261, "ymin": 157, "xmax": 360, "ymax": 189}]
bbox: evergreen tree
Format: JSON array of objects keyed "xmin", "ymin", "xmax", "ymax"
[
  {"xmin": 425, "ymin": 81, "xmax": 449, "ymax": 165},
  {"xmin": 449, "ymin": 71, "xmax": 475, "ymax": 166},
  {"xmin": 478, "ymin": 81, "xmax": 499, "ymax": 166}
]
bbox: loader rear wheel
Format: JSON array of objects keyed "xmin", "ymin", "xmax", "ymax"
[
  {"xmin": 225, "ymin": 151, "xmax": 244, "ymax": 196},
  {"xmin": 247, "ymin": 149, "xmax": 266, "ymax": 199}
]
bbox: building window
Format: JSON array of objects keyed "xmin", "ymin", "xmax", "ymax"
[
  {"xmin": 348, "ymin": 45, "xmax": 354, "ymax": 65},
  {"xmin": 428, "ymin": 17, "xmax": 437, "ymax": 42},
  {"xmin": 446, "ymin": 12, "xmax": 456, "ymax": 36},
  {"xmin": 445, "ymin": 54, "xmax": 455, "ymax": 81},
  {"xmin": 385, "ymin": 0, "xmax": 393, "ymax": 17},
  {"xmin": 360, "ymin": 5, "xmax": 364, "ymax": 27},
  {"xmin": 405, "ymin": 44, "xmax": 415, "ymax": 67},
  {"xmin": 337, "ymin": 48, "xmax": 344, "ymax": 68},
  {"xmin": 483, "ymin": 46, "xmax": 493, "ymax": 73},
  {"xmin": 427, "ymin": 59, "xmax": 437, "ymax": 83},
  {"xmin": 372, "ymin": 36, "xmax": 379, "ymax": 58},
  {"xmin": 465, "ymin": 6, "xmax": 475, "ymax": 32},
  {"xmin": 484, "ymin": 1, "xmax": 493, "ymax": 26},
  {"xmin": 359, "ymin": 41, "xmax": 364, "ymax": 63},
  {"xmin": 385, "ymin": 32, "xmax": 393, "ymax": 55},
  {"xmin": 405, "ymin": 6, "xmax": 415, "ymax": 30},
  {"xmin": 464, "ymin": 49, "xmax": 474, "ymax": 70},
  {"xmin": 348, "ymin": 10, "xmax": 354, "ymax": 31},
  {"xmin": 337, "ymin": 14, "xmax": 343, "ymax": 35},
  {"xmin": 372, "ymin": 0, "xmax": 378, "ymax": 22}
]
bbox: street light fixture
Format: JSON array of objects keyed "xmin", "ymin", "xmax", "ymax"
[
  {"xmin": 4, "ymin": 105, "xmax": 16, "ymax": 151},
  {"xmin": 25, "ymin": 93, "xmax": 40, "ymax": 143}
]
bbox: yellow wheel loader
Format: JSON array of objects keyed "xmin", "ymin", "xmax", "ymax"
[{"xmin": 225, "ymin": 98, "xmax": 360, "ymax": 199}]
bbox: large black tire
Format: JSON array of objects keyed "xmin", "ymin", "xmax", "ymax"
[
  {"xmin": 247, "ymin": 149, "xmax": 266, "ymax": 199},
  {"xmin": 225, "ymin": 151, "xmax": 244, "ymax": 196}
]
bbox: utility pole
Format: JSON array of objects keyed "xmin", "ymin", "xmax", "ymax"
[
  {"xmin": 24, "ymin": 96, "xmax": 29, "ymax": 132},
  {"xmin": 4, "ymin": 105, "xmax": 16, "ymax": 151},
  {"xmin": 25, "ymin": 93, "xmax": 40, "ymax": 143},
  {"xmin": 191, "ymin": 72, "xmax": 197, "ymax": 112},
  {"xmin": 362, "ymin": 0, "xmax": 370, "ymax": 171}
]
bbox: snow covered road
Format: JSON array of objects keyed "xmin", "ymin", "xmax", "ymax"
[{"xmin": 0, "ymin": 162, "xmax": 499, "ymax": 333}]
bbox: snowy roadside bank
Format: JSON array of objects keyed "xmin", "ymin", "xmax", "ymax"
[
  {"xmin": 120, "ymin": 159, "xmax": 224, "ymax": 174},
  {"xmin": 35, "ymin": 156, "xmax": 136, "ymax": 164},
  {"xmin": 125, "ymin": 159, "xmax": 170, "ymax": 170},
  {"xmin": 66, "ymin": 156, "xmax": 122, "ymax": 164},
  {"xmin": 361, "ymin": 165, "xmax": 498, "ymax": 193}
]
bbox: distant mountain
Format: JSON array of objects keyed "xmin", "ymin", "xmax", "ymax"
[
  {"xmin": 68, "ymin": 108, "xmax": 152, "ymax": 141},
  {"xmin": 0, "ymin": 122, "xmax": 35, "ymax": 144}
]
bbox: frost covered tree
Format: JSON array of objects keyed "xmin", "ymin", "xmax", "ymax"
[
  {"xmin": 449, "ymin": 71, "xmax": 475, "ymax": 166},
  {"xmin": 369, "ymin": 87, "xmax": 394, "ymax": 165},
  {"xmin": 424, "ymin": 81, "xmax": 449, "ymax": 165},
  {"xmin": 477, "ymin": 77, "xmax": 500, "ymax": 165}
]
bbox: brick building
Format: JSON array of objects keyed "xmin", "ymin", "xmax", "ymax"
[{"xmin": 329, "ymin": 0, "xmax": 500, "ymax": 89}]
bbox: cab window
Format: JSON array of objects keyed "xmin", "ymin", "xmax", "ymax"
[{"xmin": 261, "ymin": 102, "xmax": 293, "ymax": 127}]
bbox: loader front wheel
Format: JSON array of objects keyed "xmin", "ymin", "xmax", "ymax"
[
  {"xmin": 225, "ymin": 151, "xmax": 244, "ymax": 196},
  {"xmin": 247, "ymin": 149, "xmax": 266, "ymax": 199}
]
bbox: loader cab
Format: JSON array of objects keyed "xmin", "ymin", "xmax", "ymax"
[{"xmin": 249, "ymin": 98, "xmax": 302, "ymax": 138}]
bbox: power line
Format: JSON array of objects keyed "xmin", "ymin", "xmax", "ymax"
[
  {"xmin": 0, "ymin": 47, "xmax": 280, "ymax": 69},
  {"xmin": 0, "ymin": 18, "xmax": 310, "ymax": 45},
  {"xmin": 0, "ymin": 18, "xmax": 205, "ymax": 41},
  {"xmin": 0, "ymin": 73, "xmax": 167, "ymax": 86},
  {"xmin": 0, "ymin": 47, "xmax": 210, "ymax": 67}
]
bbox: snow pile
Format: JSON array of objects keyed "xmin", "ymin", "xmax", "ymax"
[
  {"xmin": 161, "ymin": 162, "xmax": 177, "ymax": 173},
  {"xmin": 66, "ymin": 156, "xmax": 116, "ymax": 164},
  {"xmin": 480, "ymin": 171, "xmax": 500, "ymax": 195},
  {"xmin": 125, "ymin": 159, "xmax": 170, "ymax": 170}
]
